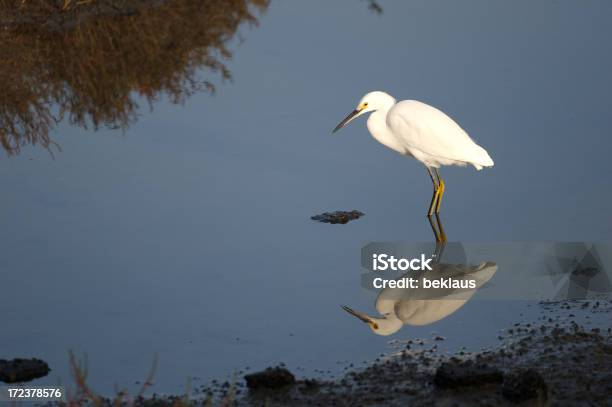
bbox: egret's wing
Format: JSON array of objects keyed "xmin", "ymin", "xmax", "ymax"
[
  {"xmin": 376, "ymin": 262, "xmax": 498, "ymax": 304},
  {"xmin": 386, "ymin": 100, "xmax": 493, "ymax": 167},
  {"xmin": 395, "ymin": 298, "xmax": 467, "ymax": 326},
  {"xmin": 435, "ymin": 261, "xmax": 498, "ymax": 287}
]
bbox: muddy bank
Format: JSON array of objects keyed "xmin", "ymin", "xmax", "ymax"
[
  {"xmin": 226, "ymin": 300, "xmax": 611, "ymax": 406},
  {"xmin": 235, "ymin": 322, "xmax": 610, "ymax": 406}
]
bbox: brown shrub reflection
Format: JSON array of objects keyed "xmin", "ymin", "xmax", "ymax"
[{"xmin": 0, "ymin": 0, "xmax": 268, "ymax": 155}]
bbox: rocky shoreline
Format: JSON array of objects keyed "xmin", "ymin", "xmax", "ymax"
[{"xmin": 235, "ymin": 319, "xmax": 610, "ymax": 406}]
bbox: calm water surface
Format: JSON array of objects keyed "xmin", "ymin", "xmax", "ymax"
[{"xmin": 1, "ymin": 0, "xmax": 611, "ymax": 394}]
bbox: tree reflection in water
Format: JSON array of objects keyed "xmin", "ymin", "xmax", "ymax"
[{"xmin": 0, "ymin": 0, "xmax": 268, "ymax": 155}]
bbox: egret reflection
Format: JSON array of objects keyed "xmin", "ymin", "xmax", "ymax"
[
  {"xmin": 0, "ymin": 0, "xmax": 268, "ymax": 155},
  {"xmin": 344, "ymin": 246, "xmax": 497, "ymax": 336}
]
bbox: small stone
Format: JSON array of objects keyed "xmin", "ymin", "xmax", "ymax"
[
  {"xmin": 244, "ymin": 366, "xmax": 296, "ymax": 390},
  {"xmin": 434, "ymin": 360, "xmax": 503, "ymax": 388},
  {"xmin": 0, "ymin": 358, "xmax": 50, "ymax": 383},
  {"xmin": 502, "ymin": 368, "xmax": 549, "ymax": 403},
  {"xmin": 311, "ymin": 210, "xmax": 365, "ymax": 224}
]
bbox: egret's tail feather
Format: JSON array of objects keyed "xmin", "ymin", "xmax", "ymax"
[
  {"xmin": 471, "ymin": 145, "xmax": 494, "ymax": 170},
  {"xmin": 480, "ymin": 153, "xmax": 494, "ymax": 167}
]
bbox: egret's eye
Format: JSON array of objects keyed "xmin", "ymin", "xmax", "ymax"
[{"xmin": 363, "ymin": 102, "xmax": 368, "ymax": 107}]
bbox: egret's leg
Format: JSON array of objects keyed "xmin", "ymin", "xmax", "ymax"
[
  {"xmin": 434, "ymin": 169, "xmax": 445, "ymax": 214},
  {"xmin": 426, "ymin": 167, "xmax": 443, "ymax": 242},
  {"xmin": 427, "ymin": 213, "xmax": 441, "ymax": 242},
  {"xmin": 433, "ymin": 240, "xmax": 446, "ymax": 263},
  {"xmin": 426, "ymin": 167, "xmax": 439, "ymax": 217},
  {"xmin": 435, "ymin": 212, "xmax": 447, "ymax": 242}
]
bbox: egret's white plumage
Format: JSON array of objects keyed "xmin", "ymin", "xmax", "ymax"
[
  {"xmin": 342, "ymin": 261, "xmax": 497, "ymax": 336},
  {"xmin": 387, "ymin": 100, "xmax": 494, "ymax": 170},
  {"xmin": 333, "ymin": 91, "xmax": 494, "ymax": 240},
  {"xmin": 334, "ymin": 91, "xmax": 494, "ymax": 170}
]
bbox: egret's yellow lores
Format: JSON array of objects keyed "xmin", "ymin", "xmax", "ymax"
[{"xmin": 333, "ymin": 91, "xmax": 494, "ymax": 240}]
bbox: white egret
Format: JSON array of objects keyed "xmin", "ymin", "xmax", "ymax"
[
  {"xmin": 342, "ymin": 261, "xmax": 497, "ymax": 336},
  {"xmin": 333, "ymin": 91, "xmax": 494, "ymax": 241}
]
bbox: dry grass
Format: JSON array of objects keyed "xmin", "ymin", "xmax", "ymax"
[{"xmin": 63, "ymin": 351, "xmax": 238, "ymax": 407}]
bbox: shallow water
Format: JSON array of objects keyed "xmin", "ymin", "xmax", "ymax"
[{"xmin": 1, "ymin": 0, "xmax": 612, "ymax": 395}]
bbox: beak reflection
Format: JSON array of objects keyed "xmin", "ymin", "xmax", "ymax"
[{"xmin": 341, "ymin": 305, "xmax": 372, "ymax": 324}]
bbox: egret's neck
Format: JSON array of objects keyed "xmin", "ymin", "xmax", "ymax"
[{"xmin": 366, "ymin": 108, "xmax": 404, "ymax": 154}]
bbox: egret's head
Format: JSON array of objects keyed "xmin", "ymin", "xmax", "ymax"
[
  {"xmin": 341, "ymin": 305, "xmax": 403, "ymax": 336},
  {"xmin": 332, "ymin": 91, "xmax": 396, "ymax": 133}
]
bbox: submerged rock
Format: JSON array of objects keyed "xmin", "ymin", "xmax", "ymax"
[
  {"xmin": 311, "ymin": 210, "xmax": 364, "ymax": 224},
  {"xmin": 502, "ymin": 368, "xmax": 549, "ymax": 403},
  {"xmin": 244, "ymin": 366, "xmax": 296, "ymax": 390},
  {"xmin": 0, "ymin": 358, "xmax": 50, "ymax": 383},
  {"xmin": 434, "ymin": 360, "xmax": 503, "ymax": 388}
]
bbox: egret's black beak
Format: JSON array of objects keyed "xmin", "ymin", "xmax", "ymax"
[
  {"xmin": 341, "ymin": 305, "xmax": 372, "ymax": 324},
  {"xmin": 332, "ymin": 109, "xmax": 360, "ymax": 133}
]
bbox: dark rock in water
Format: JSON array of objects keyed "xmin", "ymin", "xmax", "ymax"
[
  {"xmin": 434, "ymin": 360, "xmax": 503, "ymax": 388},
  {"xmin": 300, "ymin": 378, "xmax": 320, "ymax": 391},
  {"xmin": 502, "ymin": 368, "xmax": 549, "ymax": 403},
  {"xmin": 245, "ymin": 366, "xmax": 296, "ymax": 390},
  {"xmin": 0, "ymin": 358, "xmax": 50, "ymax": 383},
  {"xmin": 311, "ymin": 210, "xmax": 364, "ymax": 224}
]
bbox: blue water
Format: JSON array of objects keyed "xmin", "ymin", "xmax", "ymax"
[{"xmin": 1, "ymin": 0, "xmax": 611, "ymax": 395}]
